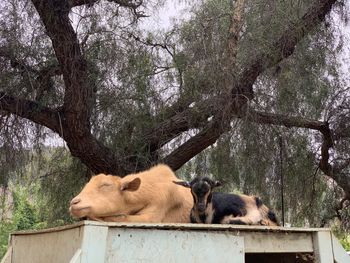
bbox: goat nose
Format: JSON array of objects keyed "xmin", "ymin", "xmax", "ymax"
[
  {"xmin": 198, "ymin": 203, "xmax": 206, "ymax": 212},
  {"xmin": 70, "ymin": 197, "xmax": 81, "ymax": 206}
]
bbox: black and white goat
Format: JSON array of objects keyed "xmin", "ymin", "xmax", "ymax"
[{"xmin": 174, "ymin": 176, "xmax": 278, "ymax": 226}]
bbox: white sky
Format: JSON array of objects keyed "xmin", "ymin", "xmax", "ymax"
[{"xmin": 141, "ymin": 1, "xmax": 191, "ymax": 30}]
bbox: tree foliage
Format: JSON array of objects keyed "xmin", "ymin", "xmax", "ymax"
[
  {"xmin": 0, "ymin": 0, "xmax": 350, "ymax": 237},
  {"xmin": 0, "ymin": 148, "xmax": 89, "ymax": 259}
]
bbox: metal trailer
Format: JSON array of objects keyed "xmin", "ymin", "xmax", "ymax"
[{"xmin": 1, "ymin": 220, "xmax": 349, "ymax": 263}]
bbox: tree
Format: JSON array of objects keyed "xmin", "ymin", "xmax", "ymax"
[{"xmin": 0, "ymin": 0, "xmax": 349, "ymax": 214}]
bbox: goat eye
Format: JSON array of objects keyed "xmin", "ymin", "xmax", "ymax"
[{"xmin": 99, "ymin": 183, "xmax": 112, "ymax": 188}]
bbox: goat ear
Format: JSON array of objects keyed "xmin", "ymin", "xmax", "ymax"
[
  {"xmin": 173, "ymin": 181, "xmax": 191, "ymax": 188},
  {"xmin": 121, "ymin": 177, "xmax": 141, "ymax": 191},
  {"xmin": 213, "ymin": 180, "xmax": 222, "ymax": 188}
]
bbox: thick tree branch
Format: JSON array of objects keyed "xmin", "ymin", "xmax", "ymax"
[
  {"xmin": 0, "ymin": 0, "xmax": 340, "ymax": 180},
  {"xmin": 232, "ymin": 0, "xmax": 338, "ymax": 97},
  {"xmin": 162, "ymin": 95, "xmax": 237, "ymax": 170},
  {"xmin": 68, "ymin": 0, "xmax": 95, "ymax": 7},
  {"xmin": 68, "ymin": 0, "xmax": 142, "ymax": 9},
  {"xmin": 31, "ymin": 0, "xmax": 92, "ymax": 132},
  {"xmin": 30, "ymin": 0, "xmax": 128, "ymax": 175},
  {"xmin": 244, "ymin": 109, "xmax": 350, "ymax": 197},
  {"xmin": 322, "ymin": 160, "xmax": 350, "ymax": 197},
  {"xmin": 0, "ymin": 92, "xmax": 61, "ymax": 133},
  {"xmin": 163, "ymin": 121, "xmax": 227, "ymax": 170},
  {"xmin": 234, "ymin": 108, "xmax": 350, "ymax": 197},
  {"xmin": 319, "ymin": 125, "xmax": 350, "ymax": 196},
  {"xmin": 149, "ymin": 0, "xmax": 337, "ymax": 150},
  {"xmin": 161, "ymin": 0, "xmax": 337, "ymax": 170},
  {"xmin": 68, "ymin": 0, "xmax": 147, "ymax": 18},
  {"xmin": 145, "ymin": 0, "xmax": 246, "ymax": 155},
  {"xmin": 242, "ymin": 109, "xmax": 349, "ymax": 195},
  {"xmin": 245, "ymin": 110, "xmax": 328, "ymax": 131},
  {"xmin": 146, "ymin": 96, "xmax": 224, "ymax": 150}
]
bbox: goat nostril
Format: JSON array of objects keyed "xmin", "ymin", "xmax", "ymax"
[{"xmin": 70, "ymin": 198, "xmax": 81, "ymax": 206}]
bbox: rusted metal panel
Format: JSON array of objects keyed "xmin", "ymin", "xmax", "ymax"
[{"xmin": 106, "ymin": 228, "xmax": 244, "ymax": 263}]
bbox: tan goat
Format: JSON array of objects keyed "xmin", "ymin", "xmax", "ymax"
[{"xmin": 69, "ymin": 164, "xmax": 193, "ymax": 223}]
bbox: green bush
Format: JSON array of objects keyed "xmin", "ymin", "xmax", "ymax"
[
  {"xmin": 0, "ymin": 187, "xmax": 41, "ymax": 259},
  {"xmin": 0, "ymin": 221, "xmax": 15, "ymax": 259},
  {"xmin": 332, "ymin": 225, "xmax": 350, "ymax": 251},
  {"xmin": 339, "ymin": 235, "xmax": 350, "ymax": 251}
]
